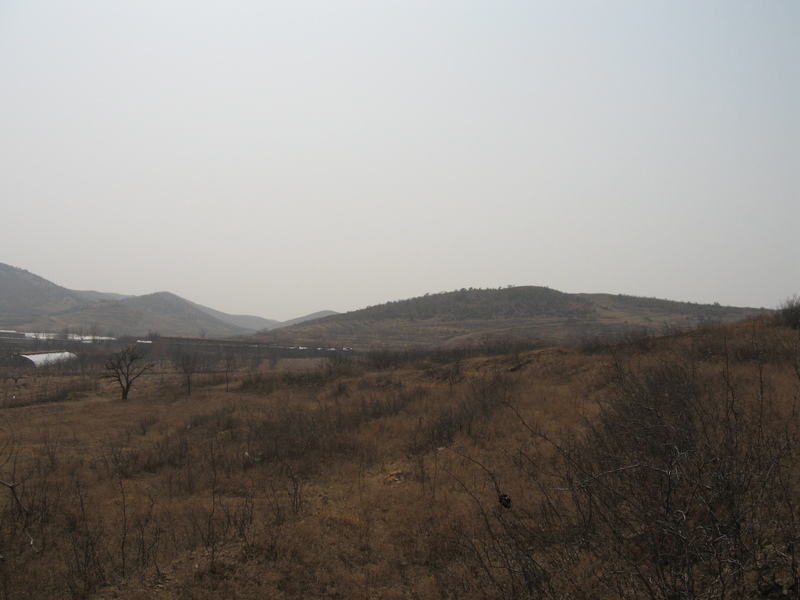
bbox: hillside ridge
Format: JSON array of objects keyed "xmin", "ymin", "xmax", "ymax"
[
  {"xmin": 0, "ymin": 263, "xmax": 87, "ymax": 321},
  {"xmin": 257, "ymin": 286, "xmax": 768, "ymax": 348},
  {"xmin": 0, "ymin": 264, "xmax": 272, "ymax": 337},
  {"xmin": 0, "ymin": 263, "xmax": 768, "ymax": 343}
]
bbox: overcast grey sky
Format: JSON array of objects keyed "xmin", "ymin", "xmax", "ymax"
[{"xmin": 1, "ymin": 1, "xmax": 798, "ymax": 321}]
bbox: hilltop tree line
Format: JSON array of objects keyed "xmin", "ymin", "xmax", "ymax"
[{"xmin": 342, "ymin": 286, "xmax": 594, "ymax": 321}]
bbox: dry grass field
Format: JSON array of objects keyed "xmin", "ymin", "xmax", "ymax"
[{"xmin": 0, "ymin": 315, "xmax": 798, "ymax": 599}]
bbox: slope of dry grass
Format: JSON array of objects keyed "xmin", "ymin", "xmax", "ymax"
[{"xmin": 0, "ymin": 317, "xmax": 796, "ymax": 599}]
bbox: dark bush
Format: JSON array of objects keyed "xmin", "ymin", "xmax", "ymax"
[{"xmin": 775, "ymin": 295, "xmax": 800, "ymax": 329}]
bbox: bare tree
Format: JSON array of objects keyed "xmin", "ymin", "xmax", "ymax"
[
  {"xmin": 105, "ymin": 345, "xmax": 153, "ymax": 400},
  {"xmin": 173, "ymin": 348, "xmax": 201, "ymax": 396},
  {"xmin": 2, "ymin": 359, "xmax": 30, "ymax": 386},
  {"xmin": 223, "ymin": 350, "xmax": 238, "ymax": 392}
]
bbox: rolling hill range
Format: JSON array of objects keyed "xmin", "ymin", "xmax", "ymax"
[
  {"xmin": 0, "ymin": 263, "xmax": 321, "ymax": 338},
  {"xmin": 255, "ymin": 286, "xmax": 770, "ymax": 349},
  {"xmin": 1, "ymin": 263, "xmax": 769, "ymax": 344},
  {"xmin": 0, "ymin": 263, "xmax": 87, "ymax": 320}
]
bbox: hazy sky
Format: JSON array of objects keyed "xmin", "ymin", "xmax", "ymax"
[{"xmin": 1, "ymin": 2, "xmax": 798, "ymax": 321}]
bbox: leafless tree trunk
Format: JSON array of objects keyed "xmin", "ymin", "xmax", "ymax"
[{"xmin": 105, "ymin": 346, "xmax": 153, "ymax": 400}]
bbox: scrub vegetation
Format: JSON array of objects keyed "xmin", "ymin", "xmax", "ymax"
[
  {"xmin": 258, "ymin": 286, "xmax": 767, "ymax": 349},
  {"xmin": 0, "ymin": 307, "xmax": 797, "ymax": 599}
]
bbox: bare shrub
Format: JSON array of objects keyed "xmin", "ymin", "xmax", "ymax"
[
  {"xmin": 449, "ymin": 340, "xmax": 800, "ymax": 599},
  {"xmin": 406, "ymin": 375, "xmax": 515, "ymax": 456},
  {"xmin": 776, "ymin": 295, "xmax": 800, "ymax": 330}
]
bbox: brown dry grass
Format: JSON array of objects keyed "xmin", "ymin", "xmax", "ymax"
[{"xmin": 0, "ymin": 318, "xmax": 796, "ymax": 599}]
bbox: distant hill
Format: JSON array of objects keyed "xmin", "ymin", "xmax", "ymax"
[
  {"xmin": 8, "ymin": 292, "xmax": 252, "ymax": 339},
  {"xmin": 276, "ymin": 310, "xmax": 339, "ymax": 330},
  {"xmin": 0, "ymin": 264, "xmax": 769, "ymax": 345},
  {"xmin": 0, "ymin": 263, "xmax": 87, "ymax": 322},
  {"xmin": 185, "ymin": 303, "xmax": 339, "ymax": 332},
  {"xmin": 187, "ymin": 300, "xmax": 282, "ymax": 332},
  {"xmin": 119, "ymin": 292, "xmax": 253, "ymax": 337},
  {"xmin": 255, "ymin": 286, "xmax": 769, "ymax": 349},
  {"xmin": 0, "ymin": 263, "xmax": 274, "ymax": 338},
  {"xmin": 72, "ymin": 290, "xmax": 132, "ymax": 303}
]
